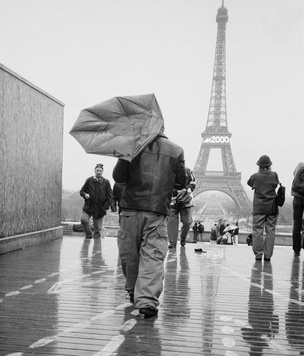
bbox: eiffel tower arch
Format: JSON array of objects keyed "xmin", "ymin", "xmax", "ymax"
[{"xmin": 193, "ymin": 1, "xmax": 250, "ymax": 214}]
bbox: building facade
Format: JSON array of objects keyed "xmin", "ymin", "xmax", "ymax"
[{"xmin": 0, "ymin": 64, "xmax": 64, "ymax": 254}]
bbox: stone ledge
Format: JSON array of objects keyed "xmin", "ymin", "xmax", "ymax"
[{"xmin": 0, "ymin": 226, "xmax": 63, "ymax": 255}]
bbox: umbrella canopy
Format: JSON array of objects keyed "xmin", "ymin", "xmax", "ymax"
[
  {"xmin": 69, "ymin": 93, "xmax": 164, "ymax": 161},
  {"xmin": 223, "ymin": 225, "xmax": 238, "ymax": 232}
]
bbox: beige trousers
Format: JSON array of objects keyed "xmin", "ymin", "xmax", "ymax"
[
  {"xmin": 117, "ymin": 210, "xmax": 168, "ymax": 309},
  {"xmin": 252, "ymin": 214, "xmax": 278, "ymax": 259}
]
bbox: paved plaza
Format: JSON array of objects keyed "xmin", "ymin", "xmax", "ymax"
[{"xmin": 0, "ymin": 232, "xmax": 303, "ymax": 356}]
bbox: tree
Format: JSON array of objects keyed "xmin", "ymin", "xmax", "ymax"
[{"xmin": 61, "ymin": 191, "xmax": 83, "ymax": 221}]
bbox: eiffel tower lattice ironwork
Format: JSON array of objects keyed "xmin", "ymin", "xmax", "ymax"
[{"xmin": 193, "ymin": 1, "xmax": 250, "ymax": 213}]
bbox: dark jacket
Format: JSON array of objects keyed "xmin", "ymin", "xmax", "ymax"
[
  {"xmin": 112, "ymin": 134, "xmax": 187, "ymax": 216},
  {"xmin": 113, "ymin": 182, "xmax": 125, "ymax": 214},
  {"xmin": 247, "ymin": 169, "xmax": 279, "ymax": 215},
  {"xmin": 193, "ymin": 223, "xmax": 199, "ymax": 233},
  {"xmin": 198, "ymin": 223, "xmax": 204, "ymax": 233},
  {"xmin": 80, "ymin": 176, "xmax": 113, "ymax": 218},
  {"xmin": 291, "ymin": 162, "xmax": 304, "ymax": 198}
]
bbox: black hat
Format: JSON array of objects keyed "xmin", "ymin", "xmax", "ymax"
[
  {"xmin": 95, "ymin": 163, "xmax": 104, "ymax": 169},
  {"xmin": 256, "ymin": 155, "xmax": 272, "ymax": 167}
]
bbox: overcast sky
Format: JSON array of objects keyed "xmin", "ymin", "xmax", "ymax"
[{"xmin": 1, "ymin": 0, "xmax": 303, "ymax": 197}]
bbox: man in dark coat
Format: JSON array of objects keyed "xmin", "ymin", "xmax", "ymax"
[
  {"xmin": 247, "ymin": 155, "xmax": 279, "ymax": 261},
  {"xmin": 198, "ymin": 222, "xmax": 204, "ymax": 241},
  {"xmin": 80, "ymin": 163, "xmax": 115, "ymax": 239},
  {"xmin": 192, "ymin": 222, "xmax": 199, "ymax": 242},
  {"xmin": 113, "ymin": 131, "xmax": 186, "ymax": 318},
  {"xmin": 291, "ymin": 162, "xmax": 304, "ymax": 256}
]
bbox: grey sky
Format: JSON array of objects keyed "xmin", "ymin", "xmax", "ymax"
[{"xmin": 1, "ymin": 0, "xmax": 303, "ymax": 196}]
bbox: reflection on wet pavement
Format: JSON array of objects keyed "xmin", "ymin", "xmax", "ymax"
[{"xmin": 0, "ymin": 235, "xmax": 303, "ymax": 355}]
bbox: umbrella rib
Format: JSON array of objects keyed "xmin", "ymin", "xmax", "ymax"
[
  {"xmin": 116, "ymin": 97, "xmax": 130, "ymax": 117},
  {"xmin": 117, "ymin": 96, "xmax": 151, "ymax": 113}
]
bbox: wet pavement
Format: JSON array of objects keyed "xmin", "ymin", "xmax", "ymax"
[{"xmin": 0, "ymin": 232, "xmax": 303, "ymax": 356}]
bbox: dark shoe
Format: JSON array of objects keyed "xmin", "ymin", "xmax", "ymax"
[
  {"xmin": 139, "ymin": 307, "xmax": 158, "ymax": 319},
  {"xmin": 195, "ymin": 248, "xmax": 207, "ymax": 253},
  {"xmin": 128, "ymin": 291, "xmax": 134, "ymax": 304},
  {"xmin": 264, "ymin": 257, "xmax": 271, "ymax": 262},
  {"xmin": 168, "ymin": 244, "xmax": 176, "ymax": 249},
  {"xmin": 294, "ymin": 251, "xmax": 300, "ymax": 257},
  {"xmin": 85, "ymin": 236, "xmax": 92, "ymax": 239},
  {"xmin": 255, "ymin": 256, "xmax": 262, "ymax": 261},
  {"xmin": 180, "ymin": 240, "xmax": 186, "ymax": 246}
]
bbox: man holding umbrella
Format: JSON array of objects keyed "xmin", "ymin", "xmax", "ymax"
[
  {"xmin": 70, "ymin": 93, "xmax": 187, "ymax": 317},
  {"xmin": 113, "ymin": 127, "xmax": 187, "ymax": 318}
]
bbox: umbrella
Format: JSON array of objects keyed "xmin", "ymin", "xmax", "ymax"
[
  {"xmin": 223, "ymin": 225, "xmax": 238, "ymax": 232},
  {"xmin": 69, "ymin": 93, "xmax": 164, "ymax": 161}
]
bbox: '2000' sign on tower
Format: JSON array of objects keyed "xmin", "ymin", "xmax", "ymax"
[{"xmin": 202, "ymin": 136, "xmax": 230, "ymax": 144}]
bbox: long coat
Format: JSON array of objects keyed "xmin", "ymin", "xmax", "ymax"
[
  {"xmin": 80, "ymin": 176, "xmax": 113, "ymax": 218},
  {"xmin": 247, "ymin": 169, "xmax": 279, "ymax": 215}
]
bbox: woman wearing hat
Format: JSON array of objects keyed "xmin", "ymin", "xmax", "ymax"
[{"xmin": 247, "ymin": 155, "xmax": 279, "ymax": 261}]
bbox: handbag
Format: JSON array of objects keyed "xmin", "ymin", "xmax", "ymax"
[
  {"xmin": 176, "ymin": 188, "xmax": 192, "ymax": 206},
  {"xmin": 275, "ymin": 183, "xmax": 285, "ymax": 207}
]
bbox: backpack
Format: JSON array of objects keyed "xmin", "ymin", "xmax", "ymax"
[
  {"xmin": 292, "ymin": 167, "xmax": 304, "ymax": 195},
  {"xmin": 275, "ymin": 183, "xmax": 285, "ymax": 207}
]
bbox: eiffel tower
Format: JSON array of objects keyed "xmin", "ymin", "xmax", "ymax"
[{"xmin": 193, "ymin": 1, "xmax": 250, "ymax": 213}]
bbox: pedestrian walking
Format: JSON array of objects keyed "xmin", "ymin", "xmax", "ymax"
[
  {"xmin": 247, "ymin": 155, "xmax": 280, "ymax": 261},
  {"xmin": 291, "ymin": 162, "xmax": 304, "ymax": 256},
  {"xmin": 233, "ymin": 221, "xmax": 239, "ymax": 245},
  {"xmin": 197, "ymin": 222, "xmax": 204, "ymax": 241},
  {"xmin": 192, "ymin": 222, "xmax": 199, "ymax": 242},
  {"xmin": 80, "ymin": 163, "xmax": 115, "ymax": 239},
  {"xmin": 113, "ymin": 129, "xmax": 187, "ymax": 318},
  {"xmin": 210, "ymin": 224, "xmax": 217, "ymax": 244},
  {"xmin": 216, "ymin": 219, "xmax": 224, "ymax": 239},
  {"xmin": 167, "ymin": 168, "xmax": 196, "ymax": 248}
]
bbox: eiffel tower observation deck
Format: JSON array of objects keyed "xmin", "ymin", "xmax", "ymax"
[{"xmin": 193, "ymin": 1, "xmax": 251, "ymax": 215}]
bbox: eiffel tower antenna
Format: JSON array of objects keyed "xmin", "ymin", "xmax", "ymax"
[{"xmin": 193, "ymin": 2, "xmax": 251, "ymax": 214}]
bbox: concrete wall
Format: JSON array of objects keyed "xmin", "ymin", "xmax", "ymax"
[{"xmin": 0, "ymin": 64, "xmax": 64, "ymax": 254}]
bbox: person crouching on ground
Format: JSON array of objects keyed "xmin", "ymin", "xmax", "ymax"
[
  {"xmin": 113, "ymin": 129, "xmax": 187, "ymax": 318},
  {"xmin": 80, "ymin": 163, "xmax": 115, "ymax": 239}
]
